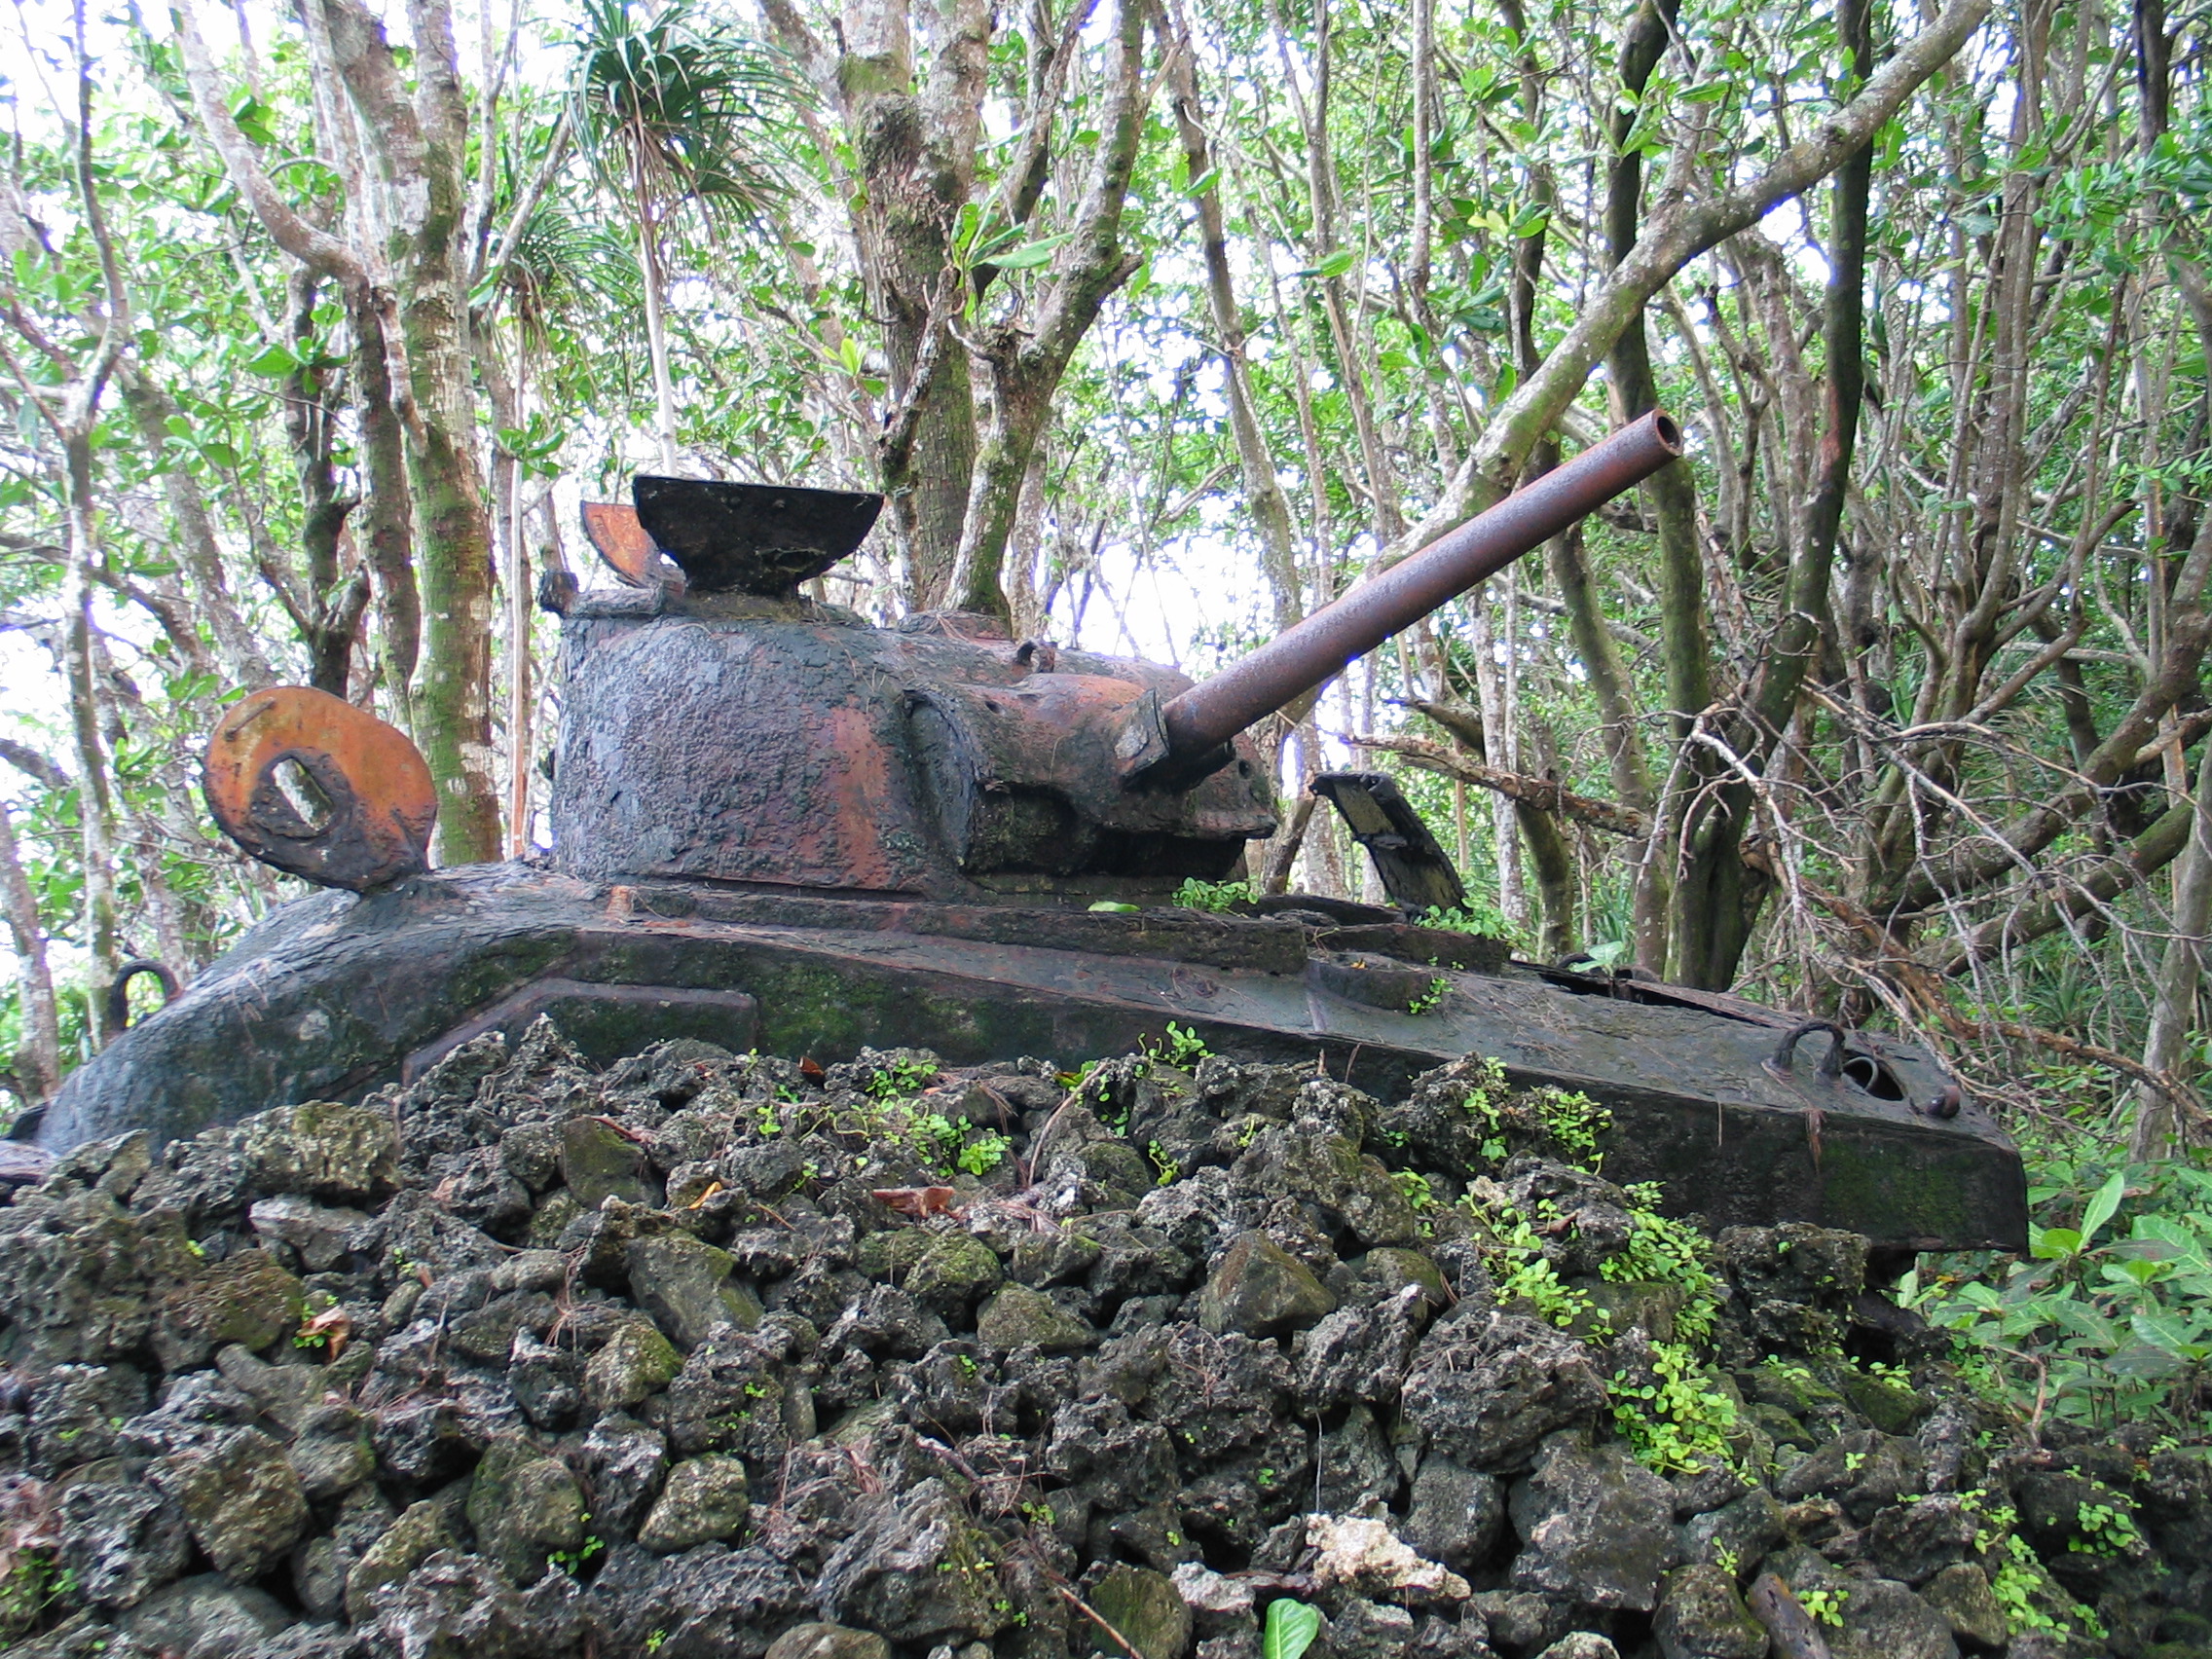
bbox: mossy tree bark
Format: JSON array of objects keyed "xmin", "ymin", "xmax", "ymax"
[{"xmin": 178, "ymin": 0, "xmax": 501, "ymax": 863}]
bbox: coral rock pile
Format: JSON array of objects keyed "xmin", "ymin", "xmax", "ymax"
[{"xmin": 0, "ymin": 1023, "xmax": 2202, "ymax": 1659}]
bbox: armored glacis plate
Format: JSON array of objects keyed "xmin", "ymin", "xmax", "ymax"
[
  {"xmin": 632, "ymin": 477, "xmax": 882, "ymax": 596},
  {"xmin": 203, "ymin": 686, "xmax": 436, "ymax": 892}
]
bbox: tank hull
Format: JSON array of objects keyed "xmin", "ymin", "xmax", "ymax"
[{"xmin": 38, "ymin": 864, "xmax": 2027, "ymax": 1253}]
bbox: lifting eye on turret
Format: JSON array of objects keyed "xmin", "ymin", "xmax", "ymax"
[{"xmin": 203, "ymin": 685, "xmax": 438, "ymax": 894}]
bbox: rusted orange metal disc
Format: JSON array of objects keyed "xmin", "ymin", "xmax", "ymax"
[
  {"xmin": 580, "ymin": 500, "xmax": 666, "ymax": 587},
  {"xmin": 203, "ymin": 686, "xmax": 437, "ymax": 892}
]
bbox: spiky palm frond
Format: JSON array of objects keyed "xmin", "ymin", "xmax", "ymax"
[
  {"xmin": 569, "ymin": 0, "xmax": 801, "ymax": 228},
  {"xmin": 499, "ymin": 196, "xmax": 640, "ymax": 349}
]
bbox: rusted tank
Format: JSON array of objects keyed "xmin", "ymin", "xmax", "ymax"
[{"xmin": 28, "ymin": 413, "xmax": 2029, "ymax": 1252}]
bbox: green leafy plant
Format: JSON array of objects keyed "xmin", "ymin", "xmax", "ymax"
[
  {"xmin": 1173, "ymin": 877, "xmax": 1253, "ymax": 913},
  {"xmin": 1474, "ymin": 1174, "xmax": 1736, "ymax": 1475},
  {"xmin": 2071, "ymin": 1499, "xmax": 2144, "ymax": 1557},
  {"xmin": 1146, "ymin": 1140, "xmax": 1178, "ymax": 1185},
  {"xmin": 1798, "ymin": 1586, "xmax": 1848, "ymax": 1627},
  {"xmin": 1458, "ymin": 1063, "xmax": 1612, "ymax": 1170},
  {"xmin": 907, "ymin": 1110, "xmax": 965, "ymax": 1169},
  {"xmin": 1528, "ymin": 1088, "xmax": 1610, "ymax": 1165},
  {"xmin": 1473, "ymin": 1202, "xmax": 1597, "ymax": 1329},
  {"xmin": 868, "ymin": 1056, "xmax": 940, "ymax": 1098},
  {"xmin": 0, "ymin": 1549, "xmax": 74, "ymax": 1629},
  {"xmin": 1990, "ymin": 1553, "xmax": 2053, "ymax": 1635},
  {"xmin": 957, "ymin": 1132, "xmax": 1011, "ymax": 1176},
  {"xmin": 1418, "ymin": 902, "xmax": 1512, "ymax": 938},
  {"xmin": 292, "ymin": 1291, "xmax": 340, "ymax": 1353},
  {"xmin": 546, "ymin": 1534, "xmax": 605, "ymax": 1575},
  {"xmin": 1609, "ymin": 1339, "xmax": 1739, "ymax": 1474},
  {"xmin": 1394, "ymin": 1169, "xmax": 1437, "ymax": 1211},
  {"xmin": 1262, "ymin": 1597, "xmax": 1322, "ymax": 1659},
  {"xmin": 1908, "ymin": 1156, "xmax": 2212, "ymax": 1427},
  {"xmin": 1159, "ymin": 1021, "xmax": 1210, "ymax": 1065},
  {"xmin": 1408, "ymin": 976, "xmax": 1449, "ymax": 1015},
  {"xmin": 1606, "ymin": 1187, "xmax": 1725, "ymax": 1344},
  {"xmin": 1990, "ymin": 1530, "xmax": 2104, "ymax": 1638}
]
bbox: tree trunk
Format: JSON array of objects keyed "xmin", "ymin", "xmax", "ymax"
[
  {"xmin": 276, "ymin": 268, "xmax": 369, "ymax": 696},
  {"xmin": 949, "ymin": 0, "xmax": 1151, "ymax": 619},
  {"xmin": 1468, "ymin": 587, "xmax": 1527, "ymax": 931},
  {"xmin": 636, "ymin": 185, "xmax": 682, "ymax": 475},
  {"xmin": 1161, "ymin": 0, "xmax": 1300, "ymax": 626},
  {"xmin": 348, "ymin": 287, "xmax": 421, "ymax": 728},
  {"xmin": 324, "ymin": 0, "xmax": 503, "ymax": 863},
  {"xmin": 827, "ymin": 0, "xmax": 989, "ymax": 608},
  {"xmin": 0, "ymin": 798, "xmax": 61, "ymax": 1104},
  {"xmin": 61, "ymin": 434, "xmax": 121, "ymax": 1037},
  {"xmin": 1668, "ymin": 0, "xmax": 1874, "ymax": 989},
  {"xmin": 2129, "ymin": 735, "xmax": 2212, "ymax": 1159},
  {"xmin": 117, "ymin": 365, "xmax": 275, "ymax": 687}
]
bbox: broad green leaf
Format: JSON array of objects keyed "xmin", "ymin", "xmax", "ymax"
[
  {"xmin": 988, "ymin": 233, "xmax": 1070, "ymax": 271},
  {"xmin": 2031, "ymin": 1226, "xmax": 2082, "ymax": 1260},
  {"xmin": 2102, "ymin": 1259, "xmax": 2166, "ymax": 1287},
  {"xmin": 2105, "ymin": 1339, "xmax": 2189, "ymax": 1380},
  {"xmin": 1264, "ymin": 1600, "xmax": 1321, "ymax": 1659},
  {"xmin": 244, "ymin": 344, "xmax": 300, "ymax": 378},
  {"xmin": 2133, "ymin": 1310, "xmax": 2212, "ymax": 1362},
  {"xmin": 2081, "ymin": 1171, "xmax": 2126, "ymax": 1249},
  {"xmin": 1295, "ymin": 248, "xmax": 1356, "ymax": 280}
]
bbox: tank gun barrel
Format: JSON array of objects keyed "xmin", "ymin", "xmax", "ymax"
[{"xmin": 1135, "ymin": 409, "xmax": 1682, "ymax": 780}]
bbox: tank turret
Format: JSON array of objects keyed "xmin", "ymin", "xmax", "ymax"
[
  {"xmin": 545, "ymin": 410, "xmax": 1683, "ymax": 901},
  {"xmin": 25, "ymin": 412, "xmax": 2028, "ymax": 1254}
]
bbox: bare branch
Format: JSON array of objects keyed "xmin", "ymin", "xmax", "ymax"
[
  {"xmin": 170, "ymin": 0, "xmax": 365, "ymax": 283},
  {"xmin": 1350, "ymin": 732, "xmax": 1650, "ymax": 836},
  {"xmin": 0, "ymin": 739, "xmax": 69, "ymax": 793}
]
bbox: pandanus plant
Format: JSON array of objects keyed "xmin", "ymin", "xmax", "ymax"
[{"xmin": 570, "ymin": 0, "xmax": 798, "ymax": 474}]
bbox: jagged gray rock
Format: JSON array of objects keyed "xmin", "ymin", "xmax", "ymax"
[
  {"xmin": 55, "ymin": 1478, "xmax": 191, "ymax": 1608},
  {"xmin": 639, "ymin": 1455, "xmax": 752, "ymax": 1553},
  {"xmin": 1509, "ymin": 1435, "xmax": 1681, "ymax": 1612},
  {"xmin": 0, "ymin": 1028, "xmax": 2180, "ymax": 1659},
  {"xmin": 1403, "ymin": 1313, "xmax": 1607, "ymax": 1473},
  {"xmin": 147, "ymin": 1425, "xmax": 311, "ymax": 1581},
  {"xmin": 815, "ymin": 1478, "xmax": 1009, "ymax": 1644}
]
